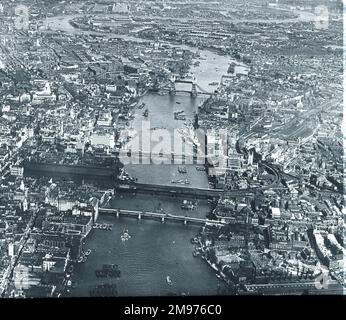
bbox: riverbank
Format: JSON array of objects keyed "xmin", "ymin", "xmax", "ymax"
[
  {"xmin": 109, "ymin": 193, "xmax": 211, "ymax": 219},
  {"xmin": 68, "ymin": 216, "xmax": 223, "ymax": 297},
  {"xmin": 41, "ymin": 14, "xmax": 237, "ymax": 297},
  {"xmin": 193, "ymin": 236, "xmax": 236, "ymax": 291}
]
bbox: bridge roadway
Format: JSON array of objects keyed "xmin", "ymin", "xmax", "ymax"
[
  {"xmin": 99, "ymin": 207, "xmax": 227, "ymax": 226},
  {"xmin": 159, "ymin": 87, "xmax": 212, "ymax": 96},
  {"xmin": 116, "ymin": 181, "xmax": 254, "ymax": 199},
  {"xmin": 159, "ymin": 79, "xmax": 212, "ymax": 95},
  {"xmin": 116, "ymin": 181, "xmax": 286, "ymax": 199},
  {"xmin": 116, "ymin": 161, "xmax": 283, "ymax": 199},
  {"xmin": 174, "ymin": 90, "xmax": 211, "ymax": 96}
]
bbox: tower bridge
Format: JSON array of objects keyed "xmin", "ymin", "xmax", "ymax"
[{"xmin": 160, "ymin": 75, "xmax": 212, "ymax": 97}]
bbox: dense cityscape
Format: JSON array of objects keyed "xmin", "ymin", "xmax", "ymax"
[{"xmin": 0, "ymin": 0, "xmax": 344, "ymax": 297}]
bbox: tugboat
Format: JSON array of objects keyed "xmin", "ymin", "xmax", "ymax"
[
  {"xmin": 121, "ymin": 229, "xmax": 131, "ymax": 242},
  {"xmin": 191, "ymin": 237, "xmax": 199, "ymax": 244},
  {"xmin": 178, "ymin": 166, "xmax": 187, "ymax": 174},
  {"xmin": 166, "ymin": 276, "xmax": 173, "ymax": 286},
  {"xmin": 228, "ymin": 63, "xmax": 236, "ymax": 74},
  {"xmin": 193, "ymin": 251, "xmax": 200, "ymax": 258}
]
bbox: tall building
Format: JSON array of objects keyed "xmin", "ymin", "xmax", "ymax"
[
  {"xmin": 248, "ymin": 148, "xmax": 254, "ymax": 166},
  {"xmin": 8, "ymin": 242, "xmax": 15, "ymax": 257},
  {"xmin": 112, "ymin": 2, "xmax": 129, "ymax": 14}
]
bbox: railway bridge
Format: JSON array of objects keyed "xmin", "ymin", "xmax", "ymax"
[{"xmin": 99, "ymin": 207, "xmax": 227, "ymax": 226}]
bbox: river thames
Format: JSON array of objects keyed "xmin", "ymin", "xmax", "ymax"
[
  {"xmin": 45, "ymin": 14, "xmax": 234, "ymax": 297},
  {"xmin": 70, "ymin": 216, "xmax": 223, "ymax": 297}
]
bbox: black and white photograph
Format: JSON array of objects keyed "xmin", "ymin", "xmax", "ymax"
[{"xmin": 0, "ymin": 0, "xmax": 344, "ymax": 304}]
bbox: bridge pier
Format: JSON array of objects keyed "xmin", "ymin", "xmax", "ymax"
[
  {"xmin": 191, "ymin": 83, "xmax": 197, "ymax": 98},
  {"xmin": 169, "ymin": 86, "xmax": 176, "ymax": 96},
  {"xmin": 169, "ymin": 75, "xmax": 176, "ymax": 96},
  {"xmin": 99, "ymin": 208, "xmax": 226, "ymax": 227}
]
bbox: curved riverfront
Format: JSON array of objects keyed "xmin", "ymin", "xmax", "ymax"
[
  {"xmin": 44, "ymin": 14, "xmax": 235, "ymax": 297},
  {"xmin": 70, "ymin": 216, "xmax": 224, "ymax": 297},
  {"xmin": 0, "ymin": 0, "xmax": 342, "ymax": 299},
  {"xmin": 38, "ymin": 11, "xmax": 292, "ymax": 297}
]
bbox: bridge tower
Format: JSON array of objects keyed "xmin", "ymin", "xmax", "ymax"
[
  {"xmin": 169, "ymin": 75, "xmax": 176, "ymax": 96},
  {"xmin": 191, "ymin": 77, "xmax": 197, "ymax": 98},
  {"xmin": 152, "ymin": 77, "xmax": 160, "ymax": 92}
]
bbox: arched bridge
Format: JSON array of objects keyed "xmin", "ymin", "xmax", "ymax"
[
  {"xmin": 98, "ymin": 207, "xmax": 227, "ymax": 226},
  {"xmin": 159, "ymin": 75, "xmax": 212, "ymax": 97}
]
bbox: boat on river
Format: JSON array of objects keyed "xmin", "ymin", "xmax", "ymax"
[
  {"xmin": 121, "ymin": 229, "xmax": 131, "ymax": 242},
  {"xmin": 193, "ymin": 251, "xmax": 200, "ymax": 258},
  {"xmin": 166, "ymin": 276, "xmax": 173, "ymax": 286}
]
